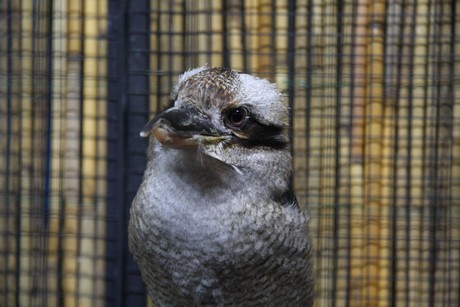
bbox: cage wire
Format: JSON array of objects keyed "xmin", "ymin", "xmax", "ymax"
[{"xmin": 0, "ymin": 0, "xmax": 459, "ymax": 306}]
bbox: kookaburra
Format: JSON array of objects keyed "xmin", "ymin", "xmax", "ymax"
[{"xmin": 128, "ymin": 67, "xmax": 314, "ymax": 306}]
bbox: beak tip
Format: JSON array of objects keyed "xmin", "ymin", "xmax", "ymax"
[{"xmin": 140, "ymin": 130, "xmax": 150, "ymax": 138}]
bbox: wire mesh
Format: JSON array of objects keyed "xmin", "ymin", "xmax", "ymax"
[
  {"xmin": 0, "ymin": 0, "xmax": 109, "ymax": 306},
  {"xmin": 0, "ymin": 0, "xmax": 459, "ymax": 306}
]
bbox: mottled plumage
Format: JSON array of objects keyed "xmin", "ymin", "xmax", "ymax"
[{"xmin": 129, "ymin": 67, "xmax": 314, "ymax": 306}]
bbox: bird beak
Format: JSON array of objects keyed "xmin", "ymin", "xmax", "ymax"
[{"xmin": 140, "ymin": 105, "xmax": 227, "ymax": 148}]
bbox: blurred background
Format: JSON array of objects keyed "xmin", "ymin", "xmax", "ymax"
[{"xmin": 0, "ymin": 0, "xmax": 459, "ymax": 306}]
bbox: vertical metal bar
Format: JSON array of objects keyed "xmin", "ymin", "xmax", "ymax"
[
  {"xmin": 30, "ymin": 1, "xmax": 44, "ymax": 304},
  {"xmin": 428, "ymin": 1, "xmax": 440, "ymax": 305},
  {"xmin": 417, "ymin": 0, "xmax": 432, "ymax": 305},
  {"xmin": 304, "ymin": 4, "xmax": 316, "ymax": 301},
  {"xmin": 14, "ymin": 0, "xmax": 24, "ymax": 304},
  {"xmin": 332, "ymin": 2, "xmax": 344, "ymax": 306},
  {"xmin": 75, "ymin": 0, "xmax": 85, "ymax": 305},
  {"xmin": 240, "ymin": 0, "xmax": 248, "ymax": 72},
  {"xmin": 345, "ymin": 1, "xmax": 358, "ymax": 305},
  {"xmin": 387, "ymin": 3, "xmax": 397, "ymax": 301},
  {"xmin": 222, "ymin": 0, "xmax": 230, "ymax": 67},
  {"xmin": 5, "ymin": 0, "xmax": 16, "ymax": 304},
  {"xmin": 287, "ymin": 0, "xmax": 296, "ymax": 189},
  {"xmin": 182, "ymin": 1, "xmax": 188, "ymax": 68},
  {"xmin": 390, "ymin": 1, "xmax": 407, "ymax": 305},
  {"xmin": 380, "ymin": 4, "xmax": 392, "ymax": 306},
  {"xmin": 56, "ymin": 3, "xmax": 68, "ymax": 304},
  {"xmin": 270, "ymin": 0, "xmax": 276, "ymax": 78},
  {"xmin": 154, "ymin": 2, "xmax": 162, "ymax": 112},
  {"xmin": 447, "ymin": 1, "xmax": 457, "ymax": 304},
  {"xmin": 167, "ymin": 0, "xmax": 173, "ymax": 83},
  {"xmin": 93, "ymin": 2, "xmax": 103, "ymax": 302},
  {"xmin": 44, "ymin": 0, "xmax": 54, "ymax": 233},
  {"xmin": 42, "ymin": 1, "xmax": 54, "ymax": 306},
  {"xmin": 405, "ymin": 3, "xmax": 418, "ymax": 306}
]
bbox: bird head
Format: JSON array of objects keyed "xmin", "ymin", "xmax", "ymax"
[{"xmin": 140, "ymin": 67, "xmax": 291, "ymax": 178}]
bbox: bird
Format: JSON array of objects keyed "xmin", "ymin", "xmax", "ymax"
[{"xmin": 128, "ymin": 66, "xmax": 314, "ymax": 306}]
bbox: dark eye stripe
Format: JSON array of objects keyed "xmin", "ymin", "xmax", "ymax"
[
  {"xmin": 236, "ymin": 120, "xmax": 288, "ymax": 149},
  {"xmin": 222, "ymin": 105, "xmax": 288, "ymax": 149}
]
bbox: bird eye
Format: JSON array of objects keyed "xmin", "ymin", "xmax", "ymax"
[{"xmin": 225, "ymin": 107, "xmax": 248, "ymax": 128}]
